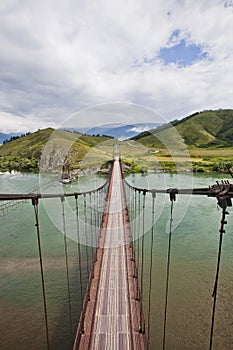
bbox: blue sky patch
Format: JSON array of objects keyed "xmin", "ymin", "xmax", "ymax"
[{"xmin": 158, "ymin": 39, "xmax": 208, "ymax": 67}]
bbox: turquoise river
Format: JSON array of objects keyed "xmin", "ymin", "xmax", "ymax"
[{"xmin": 0, "ymin": 171, "xmax": 232, "ymax": 349}]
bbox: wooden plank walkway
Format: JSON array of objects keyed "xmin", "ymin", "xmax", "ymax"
[{"xmin": 73, "ymin": 158, "xmax": 146, "ymax": 350}]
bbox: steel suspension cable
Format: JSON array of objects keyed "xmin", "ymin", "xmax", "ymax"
[
  {"xmin": 136, "ymin": 190, "xmax": 141, "ymax": 301},
  {"xmin": 94, "ymin": 191, "xmax": 98, "ymax": 259},
  {"xmin": 96, "ymin": 190, "xmax": 100, "ymax": 252},
  {"xmin": 74, "ymin": 195, "xmax": 84, "ymax": 310},
  {"xmin": 130, "ymin": 186, "xmax": 134, "ymax": 220},
  {"xmin": 32, "ymin": 198, "xmax": 50, "ymax": 350},
  {"xmin": 147, "ymin": 192, "xmax": 156, "ymax": 349},
  {"xmin": 61, "ymin": 197, "xmax": 73, "ymax": 338},
  {"xmin": 96, "ymin": 190, "xmax": 99, "ymax": 228},
  {"xmin": 132, "ymin": 189, "xmax": 137, "ymax": 274},
  {"xmin": 139, "ymin": 190, "xmax": 146, "ymax": 333},
  {"xmin": 209, "ymin": 207, "xmax": 228, "ymax": 350},
  {"xmin": 83, "ymin": 194, "xmax": 89, "ymax": 277},
  {"xmin": 89, "ymin": 193, "xmax": 94, "ymax": 266},
  {"xmin": 90, "ymin": 192, "xmax": 96, "ymax": 278},
  {"xmin": 129, "ymin": 187, "xmax": 135, "ymax": 261},
  {"xmin": 163, "ymin": 194, "xmax": 175, "ymax": 350},
  {"xmin": 98, "ymin": 189, "xmax": 102, "ymax": 227},
  {"xmin": 133, "ymin": 189, "xmax": 137, "ymax": 232}
]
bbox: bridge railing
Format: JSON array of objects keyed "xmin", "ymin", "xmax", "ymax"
[
  {"xmin": 73, "ymin": 164, "xmax": 115, "ymax": 350},
  {"xmin": 0, "ymin": 177, "xmax": 110, "ymax": 350},
  {"xmin": 123, "ymin": 174, "xmax": 233, "ymax": 350}
]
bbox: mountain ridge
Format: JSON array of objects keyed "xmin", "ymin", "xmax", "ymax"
[
  {"xmin": 67, "ymin": 122, "xmax": 160, "ymax": 140},
  {"xmin": 1, "ymin": 109, "xmax": 233, "ymax": 173},
  {"xmin": 0, "ymin": 128, "xmax": 112, "ymax": 172},
  {"xmin": 0, "ymin": 132, "xmax": 22, "ymax": 144},
  {"xmin": 132, "ymin": 109, "xmax": 233, "ymax": 148}
]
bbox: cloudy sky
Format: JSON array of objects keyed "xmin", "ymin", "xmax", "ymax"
[{"xmin": 0, "ymin": 0, "xmax": 233, "ymax": 133}]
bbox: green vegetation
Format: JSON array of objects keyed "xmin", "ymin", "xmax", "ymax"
[
  {"xmin": 1, "ymin": 109, "xmax": 233, "ymax": 174},
  {"xmin": 121, "ymin": 158, "xmax": 146, "ymax": 174},
  {"xmin": 0, "ymin": 128, "xmax": 112, "ymax": 173},
  {"xmin": 134, "ymin": 109, "xmax": 233, "ymax": 148},
  {"xmin": 132, "ymin": 109, "xmax": 233, "ymax": 173},
  {"xmin": 2, "ymin": 132, "xmax": 31, "ymax": 144}
]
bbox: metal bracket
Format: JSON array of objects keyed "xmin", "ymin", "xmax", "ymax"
[
  {"xmin": 167, "ymin": 188, "xmax": 178, "ymax": 202},
  {"xmin": 208, "ymin": 180, "xmax": 233, "ymax": 210}
]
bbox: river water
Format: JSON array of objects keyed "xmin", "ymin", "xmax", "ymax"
[{"xmin": 0, "ymin": 171, "xmax": 232, "ymax": 349}]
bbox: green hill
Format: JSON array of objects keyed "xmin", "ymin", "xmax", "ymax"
[
  {"xmin": 133, "ymin": 109, "xmax": 233, "ymax": 148},
  {"xmin": 131, "ymin": 109, "xmax": 233, "ymax": 173},
  {"xmin": 0, "ymin": 128, "xmax": 112, "ymax": 172},
  {"xmin": 1, "ymin": 110, "xmax": 233, "ymax": 174}
]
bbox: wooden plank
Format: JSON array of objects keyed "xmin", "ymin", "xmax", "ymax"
[{"xmin": 73, "ymin": 159, "xmax": 146, "ymax": 350}]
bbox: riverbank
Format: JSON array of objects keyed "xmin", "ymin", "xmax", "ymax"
[{"xmin": 0, "ymin": 145, "xmax": 232, "ymax": 175}]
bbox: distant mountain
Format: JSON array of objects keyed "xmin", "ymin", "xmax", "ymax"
[
  {"xmin": 74, "ymin": 123, "xmax": 160, "ymax": 140},
  {"xmin": 133, "ymin": 109, "xmax": 233, "ymax": 148},
  {"xmin": 0, "ymin": 132, "xmax": 21, "ymax": 144}
]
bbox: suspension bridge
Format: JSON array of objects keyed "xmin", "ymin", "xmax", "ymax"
[{"xmin": 0, "ymin": 157, "xmax": 233, "ymax": 350}]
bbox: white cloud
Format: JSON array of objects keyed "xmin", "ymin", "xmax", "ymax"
[
  {"xmin": 0, "ymin": 111, "xmax": 56, "ymax": 133},
  {"xmin": 0, "ymin": 0, "xmax": 232, "ymax": 132},
  {"xmin": 128, "ymin": 126, "xmax": 154, "ymax": 133}
]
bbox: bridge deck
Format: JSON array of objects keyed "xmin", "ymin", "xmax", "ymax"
[{"xmin": 73, "ymin": 158, "xmax": 146, "ymax": 349}]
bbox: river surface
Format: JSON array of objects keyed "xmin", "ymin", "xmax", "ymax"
[{"xmin": 0, "ymin": 171, "xmax": 232, "ymax": 349}]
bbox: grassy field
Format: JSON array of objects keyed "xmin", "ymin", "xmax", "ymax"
[
  {"xmin": 117, "ymin": 140, "xmax": 233, "ymax": 173},
  {"xmin": 130, "ymin": 109, "xmax": 233, "ymax": 173},
  {"xmin": 0, "ymin": 127, "xmax": 232, "ymax": 174}
]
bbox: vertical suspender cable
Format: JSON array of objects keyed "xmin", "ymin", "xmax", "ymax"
[
  {"xmin": 133, "ymin": 189, "xmax": 137, "ymax": 238},
  {"xmin": 132, "ymin": 189, "xmax": 137, "ymax": 274},
  {"xmin": 147, "ymin": 191, "xmax": 156, "ymax": 349},
  {"xmin": 163, "ymin": 194, "xmax": 175, "ymax": 350},
  {"xmin": 89, "ymin": 194, "xmax": 93, "ymax": 263},
  {"xmin": 89, "ymin": 193, "xmax": 94, "ymax": 277},
  {"xmin": 98, "ymin": 188, "xmax": 102, "ymax": 227},
  {"xmin": 83, "ymin": 194, "xmax": 89, "ymax": 277},
  {"xmin": 97, "ymin": 190, "xmax": 100, "ymax": 228},
  {"xmin": 130, "ymin": 187, "xmax": 133, "ymax": 220},
  {"xmin": 136, "ymin": 190, "xmax": 141, "ymax": 301},
  {"xmin": 32, "ymin": 197, "xmax": 50, "ymax": 350},
  {"xmin": 74, "ymin": 195, "xmax": 84, "ymax": 309},
  {"xmin": 94, "ymin": 191, "xmax": 98, "ymax": 260},
  {"xmin": 209, "ymin": 207, "xmax": 228, "ymax": 350},
  {"xmin": 61, "ymin": 196, "xmax": 73, "ymax": 337},
  {"xmin": 139, "ymin": 190, "xmax": 146, "ymax": 333},
  {"xmin": 129, "ymin": 187, "xmax": 134, "ymax": 261}
]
